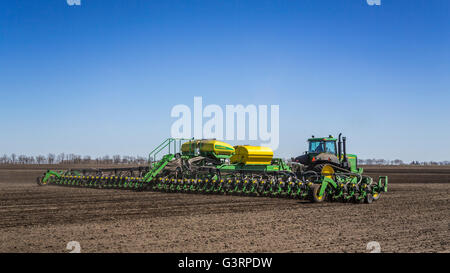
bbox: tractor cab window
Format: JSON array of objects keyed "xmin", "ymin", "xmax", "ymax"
[
  {"xmin": 325, "ymin": 141, "xmax": 336, "ymax": 154},
  {"xmin": 309, "ymin": 141, "xmax": 324, "ymax": 153}
]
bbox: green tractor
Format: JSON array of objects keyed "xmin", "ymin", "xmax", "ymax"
[
  {"xmin": 292, "ymin": 133, "xmax": 388, "ymax": 203},
  {"xmin": 293, "ymin": 133, "xmax": 359, "ymax": 173}
]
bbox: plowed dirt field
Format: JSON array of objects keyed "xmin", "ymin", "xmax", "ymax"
[{"xmin": 0, "ymin": 165, "xmax": 448, "ymax": 253}]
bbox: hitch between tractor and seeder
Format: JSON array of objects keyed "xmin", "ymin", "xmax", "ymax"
[{"xmin": 37, "ymin": 136, "xmax": 388, "ymax": 204}]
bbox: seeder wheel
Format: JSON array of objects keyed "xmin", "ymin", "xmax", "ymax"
[
  {"xmin": 372, "ymin": 192, "xmax": 381, "ymax": 201},
  {"xmin": 352, "ymin": 194, "xmax": 364, "ymax": 204},
  {"xmin": 36, "ymin": 176, "xmax": 47, "ymax": 186},
  {"xmin": 311, "ymin": 184, "xmax": 326, "ymax": 203},
  {"xmin": 365, "ymin": 193, "xmax": 374, "ymax": 204}
]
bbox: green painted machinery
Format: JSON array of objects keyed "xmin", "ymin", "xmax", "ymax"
[
  {"xmin": 292, "ymin": 133, "xmax": 388, "ymax": 203},
  {"xmin": 294, "ymin": 133, "xmax": 359, "ymax": 172},
  {"xmin": 37, "ymin": 136, "xmax": 388, "ymax": 203}
]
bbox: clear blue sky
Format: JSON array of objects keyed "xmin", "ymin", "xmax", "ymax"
[{"xmin": 0, "ymin": 0, "xmax": 449, "ymax": 162}]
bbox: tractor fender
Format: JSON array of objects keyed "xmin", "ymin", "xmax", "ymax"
[{"xmin": 315, "ymin": 153, "xmax": 340, "ymax": 164}]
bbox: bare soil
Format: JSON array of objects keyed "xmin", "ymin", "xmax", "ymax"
[{"xmin": 0, "ymin": 165, "xmax": 448, "ymax": 253}]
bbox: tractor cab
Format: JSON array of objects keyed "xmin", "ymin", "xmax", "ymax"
[
  {"xmin": 294, "ymin": 134, "xmax": 360, "ymax": 173},
  {"xmin": 308, "ymin": 136, "xmax": 337, "ymax": 155}
]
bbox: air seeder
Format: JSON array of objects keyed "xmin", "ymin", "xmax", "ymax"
[{"xmin": 37, "ymin": 135, "xmax": 388, "ymax": 203}]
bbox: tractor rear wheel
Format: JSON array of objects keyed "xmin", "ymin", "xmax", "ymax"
[
  {"xmin": 311, "ymin": 184, "xmax": 326, "ymax": 203},
  {"xmin": 311, "ymin": 164, "xmax": 326, "ymax": 173}
]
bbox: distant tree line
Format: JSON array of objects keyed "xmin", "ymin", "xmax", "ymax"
[
  {"xmin": 359, "ymin": 159, "xmax": 450, "ymax": 166},
  {"xmin": 0, "ymin": 153, "xmax": 147, "ymax": 165},
  {"xmin": 1, "ymin": 154, "xmax": 449, "ymax": 166}
]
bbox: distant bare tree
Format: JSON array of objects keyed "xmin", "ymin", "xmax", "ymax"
[
  {"xmin": 36, "ymin": 155, "xmax": 45, "ymax": 164},
  {"xmin": 47, "ymin": 153, "xmax": 55, "ymax": 164},
  {"xmin": 375, "ymin": 159, "xmax": 384, "ymax": 165},
  {"xmin": 82, "ymin": 155, "xmax": 91, "ymax": 163},
  {"xmin": 17, "ymin": 155, "xmax": 26, "ymax": 164},
  {"xmin": 57, "ymin": 153, "xmax": 65, "ymax": 164},
  {"xmin": 392, "ymin": 159, "xmax": 404, "ymax": 165},
  {"xmin": 113, "ymin": 155, "xmax": 121, "ymax": 164},
  {"xmin": 28, "ymin": 156, "xmax": 35, "ymax": 164},
  {"xmin": 66, "ymin": 154, "xmax": 74, "ymax": 164},
  {"xmin": 73, "ymin": 155, "xmax": 82, "ymax": 164},
  {"xmin": 136, "ymin": 156, "xmax": 146, "ymax": 164},
  {"xmin": 11, "ymin": 153, "xmax": 16, "ymax": 164},
  {"xmin": 0, "ymin": 154, "xmax": 8, "ymax": 164},
  {"xmin": 102, "ymin": 155, "xmax": 111, "ymax": 164}
]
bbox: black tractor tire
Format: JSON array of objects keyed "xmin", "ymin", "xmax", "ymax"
[
  {"xmin": 311, "ymin": 164, "xmax": 326, "ymax": 173},
  {"xmin": 302, "ymin": 164, "xmax": 326, "ymax": 181},
  {"xmin": 36, "ymin": 176, "xmax": 46, "ymax": 186},
  {"xmin": 37, "ymin": 175, "xmax": 52, "ymax": 186},
  {"xmin": 352, "ymin": 194, "xmax": 364, "ymax": 204},
  {"xmin": 365, "ymin": 193, "xmax": 374, "ymax": 204},
  {"xmin": 135, "ymin": 183, "xmax": 145, "ymax": 192},
  {"xmin": 310, "ymin": 184, "xmax": 326, "ymax": 203}
]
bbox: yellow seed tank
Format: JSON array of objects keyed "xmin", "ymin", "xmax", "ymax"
[
  {"xmin": 181, "ymin": 140, "xmax": 235, "ymax": 156},
  {"xmin": 230, "ymin": 146, "xmax": 274, "ymax": 165}
]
